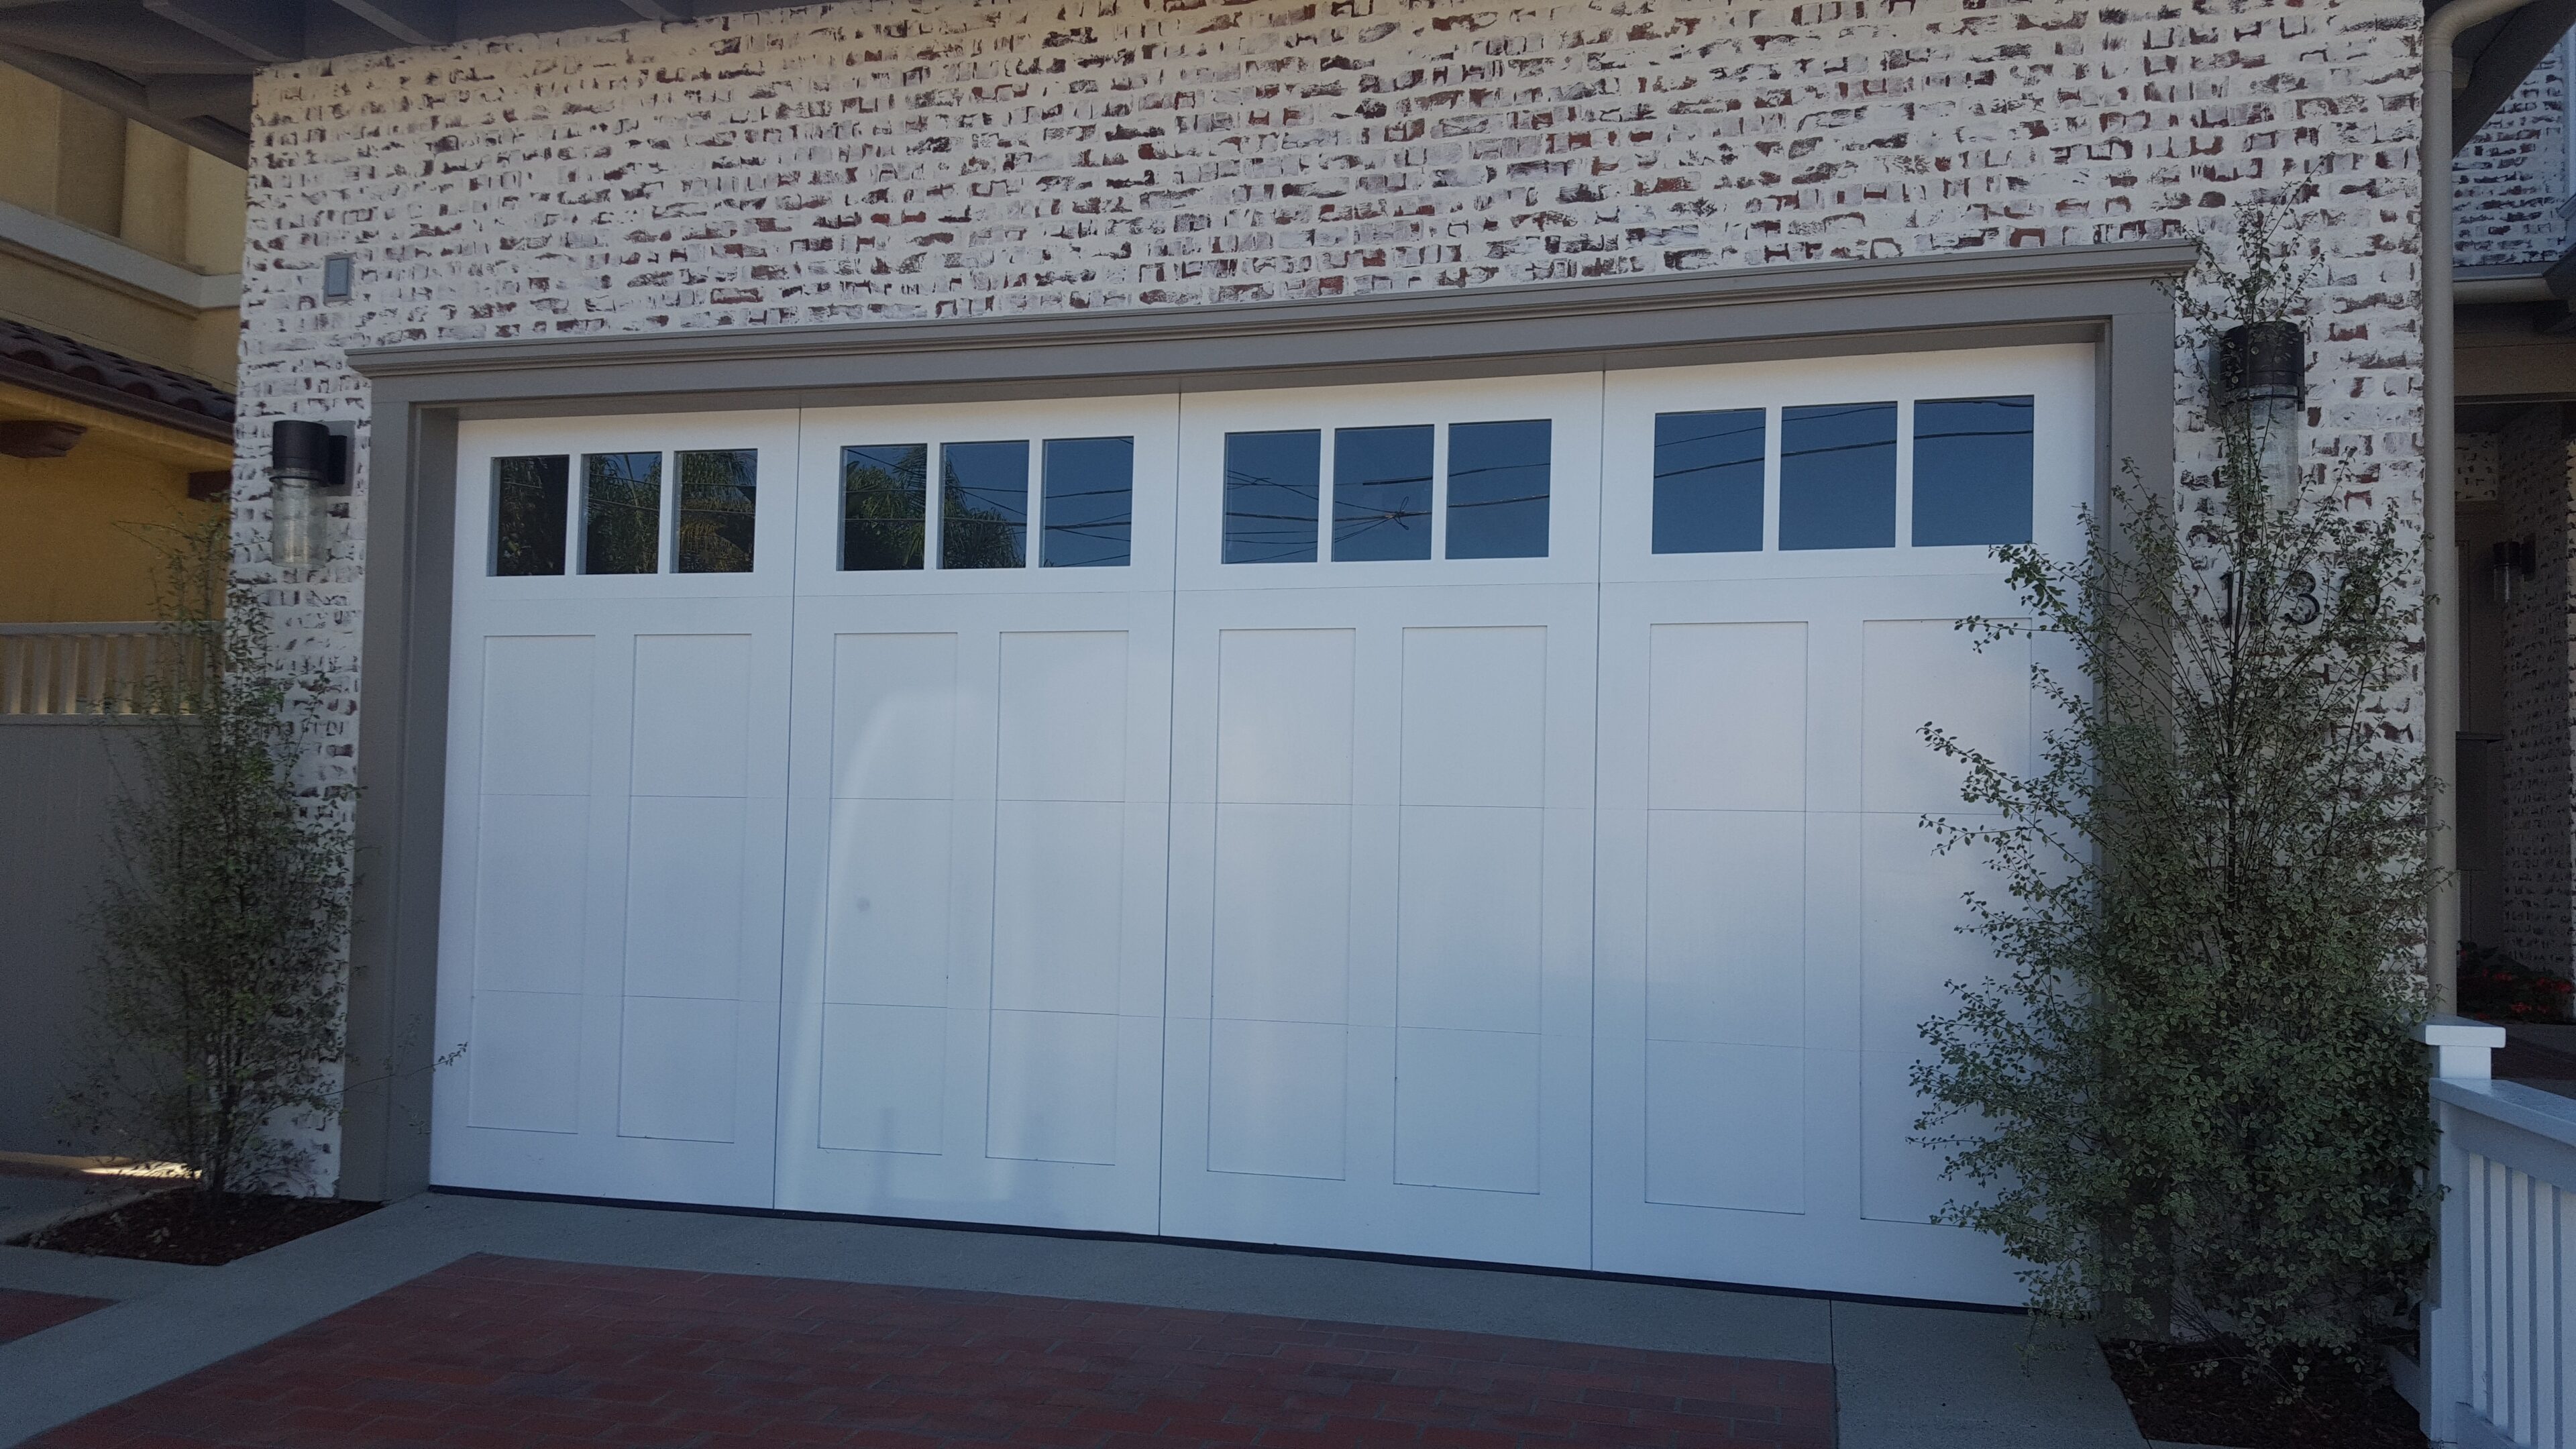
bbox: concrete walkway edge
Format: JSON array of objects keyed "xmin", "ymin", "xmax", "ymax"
[{"xmin": 0, "ymin": 1191, "xmax": 2150, "ymax": 1448}]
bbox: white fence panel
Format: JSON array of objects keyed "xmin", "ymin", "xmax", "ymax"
[
  {"xmin": 2410, "ymin": 1016, "xmax": 2576, "ymax": 1449},
  {"xmin": 0, "ymin": 623, "xmax": 196, "ymax": 716}
]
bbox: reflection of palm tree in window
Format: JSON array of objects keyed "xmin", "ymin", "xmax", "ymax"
[
  {"xmin": 941, "ymin": 443, "xmax": 1027, "ymax": 570},
  {"xmin": 678, "ymin": 449, "xmax": 757, "ymax": 574},
  {"xmin": 584, "ymin": 451, "xmax": 660, "ymax": 574},
  {"xmin": 842, "ymin": 445, "xmax": 926, "ymax": 571}
]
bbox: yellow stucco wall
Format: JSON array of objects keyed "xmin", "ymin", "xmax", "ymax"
[
  {"xmin": 0, "ymin": 384, "xmax": 229, "ymax": 623},
  {"xmin": 0, "ymin": 63, "xmax": 244, "ymax": 625},
  {"xmin": 0, "ymin": 64, "xmax": 244, "ymax": 385}
]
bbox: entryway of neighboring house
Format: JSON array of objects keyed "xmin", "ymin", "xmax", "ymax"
[{"xmin": 429, "ymin": 344, "xmax": 2094, "ymax": 1307}]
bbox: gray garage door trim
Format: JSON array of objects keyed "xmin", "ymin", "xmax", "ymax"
[{"xmin": 338, "ymin": 239, "xmax": 2191, "ymax": 1205}]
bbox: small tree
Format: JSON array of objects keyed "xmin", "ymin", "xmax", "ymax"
[
  {"xmin": 1913, "ymin": 212, "xmax": 2436, "ymax": 1379},
  {"xmin": 64, "ymin": 516, "xmax": 351, "ymax": 1204}
]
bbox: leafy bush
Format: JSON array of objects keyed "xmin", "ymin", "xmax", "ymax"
[
  {"xmin": 2457, "ymin": 943, "xmax": 2573, "ymax": 1025},
  {"xmin": 62, "ymin": 517, "xmax": 351, "ymax": 1203},
  {"xmin": 1911, "ymin": 213, "xmax": 2436, "ymax": 1379}
]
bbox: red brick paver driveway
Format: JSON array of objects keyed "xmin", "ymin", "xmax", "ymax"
[
  {"xmin": 0, "ymin": 1287, "xmax": 111, "ymax": 1345},
  {"xmin": 30, "ymin": 1253, "xmax": 1833, "ymax": 1448}
]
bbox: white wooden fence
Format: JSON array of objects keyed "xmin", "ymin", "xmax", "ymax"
[
  {"xmin": 2406, "ymin": 1016, "xmax": 2576, "ymax": 1449},
  {"xmin": 0, "ymin": 623, "xmax": 199, "ymax": 716}
]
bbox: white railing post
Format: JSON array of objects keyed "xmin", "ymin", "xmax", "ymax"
[
  {"xmin": 2414, "ymin": 1015, "xmax": 2507, "ymax": 1447},
  {"xmin": 2411, "ymin": 1013, "xmax": 2576, "ymax": 1449}
]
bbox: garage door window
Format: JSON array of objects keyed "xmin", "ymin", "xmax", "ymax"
[
  {"xmin": 492, "ymin": 455, "xmax": 570, "ymax": 576},
  {"xmin": 582, "ymin": 452, "xmax": 663, "ymax": 574},
  {"xmin": 1041, "ymin": 436, "xmax": 1135, "ymax": 568},
  {"xmin": 1332, "ymin": 425, "xmax": 1434, "ymax": 561},
  {"xmin": 1651, "ymin": 409, "xmax": 1764, "ymax": 555},
  {"xmin": 1223, "ymin": 429, "xmax": 1322, "ymax": 564},
  {"xmin": 1225, "ymin": 421, "xmax": 1556, "ymax": 565},
  {"xmin": 676, "ymin": 449, "xmax": 758, "ymax": 573},
  {"xmin": 1778, "ymin": 402, "xmax": 1896, "ymax": 551},
  {"xmin": 1446, "ymin": 419, "xmax": 1551, "ymax": 559},
  {"xmin": 841, "ymin": 443, "xmax": 930, "ymax": 571},
  {"xmin": 941, "ymin": 440, "xmax": 1030, "ymax": 569},
  {"xmin": 1912, "ymin": 396, "xmax": 2034, "ymax": 547}
]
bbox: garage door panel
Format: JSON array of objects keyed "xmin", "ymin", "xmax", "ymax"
[
  {"xmin": 1399, "ymin": 626, "xmax": 1546, "ymax": 809},
  {"xmin": 1210, "ymin": 802, "xmax": 1351, "ymax": 1026},
  {"xmin": 822, "ymin": 796, "xmax": 955, "ymax": 1008},
  {"xmin": 1393, "ymin": 1026, "xmax": 1542, "ymax": 1194},
  {"xmin": 631, "ymin": 633, "xmax": 755, "ymax": 797},
  {"xmin": 623, "ymin": 795, "xmax": 753, "ymax": 1001},
  {"xmin": 831, "ymin": 633, "xmax": 959, "ymax": 800},
  {"xmin": 818, "ymin": 1003, "xmax": 945, "ymax": 1154},
  {"xmin": 991, "ymin": 799, "xmax": 1126, "ymax": 1016},
  {"xmin": 437, "ymin": 415, "xmax": 798, "ymax": 1209},
  {"xmin": 1164, "ymin": 566, "xmax": 1597, "ymax": 1265},
  {"xmin": 1395, "ymin": 805, "xmax": 1543, "ymax": 1036},
  {"xmin": 465, "ymin": 990, "xmax": 582, "ymax": 1134},
  {"xmin": 617, "ymin": 996, "xmax": 740, "ymax": 1144},
  {"xmin": 998, "ymin": 631, "xmax": 1129, "ymax": 803},
  {"xmin": 435, "ymin": 358, "xmax": 2088, "ymax": 1303},
  {"xmin": 471, "ymin": 794, "xmax": 590, "ymax": 996},
  {"xmin": 775, "ymin": 473, "xmax": 1172, "ymax": 1234},
  {"xmin": 1207, "ymin": 1018, "xmax": 1348, "ymax": 1181},
  {"xmin": 1644, "ymin": 1040, "xmax": 1805, "ymax": 1214},
  {"xmin": 1212, "ymin": 628, "xmax": 1354, "ymax": 806},
  {"xmin": 478, "ymin": 635, "xmax": 595, "ymax": 796},
  {"xmin": 1590, "ymin": 345, "xmax": 2088, "ymax": 1304},
  {"xmin": 1646, "ymin": 622, "xmax": 1805, "ymax": 812},
  {"xmin": 985, "ymin": 1008, "xmax": 1121, "ymax": 1165},
  {"xmin": 1646, "ymin": 808, "xmax": 1805, "ymax": 1050}
]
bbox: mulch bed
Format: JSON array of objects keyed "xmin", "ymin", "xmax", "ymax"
[
  {"xmin": 2104, "ymin": 1340, "xmax": 2426, "ymax": 1448},
  {"xmin": 8, "ymin": 1191, "xmax": 377, "ymax": 1267}
]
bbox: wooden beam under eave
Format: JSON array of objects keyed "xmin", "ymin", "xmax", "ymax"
[
  {"xmin": 328, "ymin": 0, "xmax": 453, "ymax": 48},
  {"xmin": 140, "ymin": 0, "xmax": 303, "ymax": 65}
]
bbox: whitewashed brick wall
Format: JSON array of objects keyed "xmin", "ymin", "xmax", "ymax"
[
  {"xmin": 229, "ymin": 0, "xmax": 2435, "ymax": 1172},
  {"xmin": 2457, "ymin": 47, "xmax": 2568, "ymax": 266}
]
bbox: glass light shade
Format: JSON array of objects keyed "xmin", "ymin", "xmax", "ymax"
[{"xmin": 270, "ymin": 476, "xmax": 317, "ymax": 567}]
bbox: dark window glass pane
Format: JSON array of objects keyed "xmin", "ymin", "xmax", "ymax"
[
  {"xmin": 1332, "ymin": 425, "xmax": 1434, "ymax": 561},
  {"xmin": 1779, "ymin": 402, "xmax": 1896, "ymax": 551},
  {"xmin": 1912, "ymin": 396, "xmax": 2035, "ymax": 547},
  {"xmin": 1445, "ymin": 419, "xmax": 1551, "ymax": 559},
  {"xmin": 1652, "ymin": 409, "xmax": 1764, "ymax": 554},
  {"xmin": 493, "ymin": 454, "xmax": 568, "ymax": 576},
  {"xmin": 1042, "ymin": 436, "xmax": 1133, "ymax": 568},
  {"xmin": 941, "ymin": 440, "xmax": 1029, "ymax": 570},
  {"xmin": 582, "ymin": 451, "xmax": 661, "ymax": 574},
  {"xmin": 1224, "ymin": 429, "xmax": 1320, "ymax": 564},
  {"xmin": 841, "ymin": 443, "xmax": 928, "ymax": 571},
  {"xmin": 675, "ymin": 449, "xmax": 757, "ymax": 574}
]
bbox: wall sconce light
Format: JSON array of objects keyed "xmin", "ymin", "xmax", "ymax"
[
  {"xmin": 268, "ymin": 419, "xmax": 350, "ymax": 568},
  {"xmin": 2492, "ymin": 537, "xmax": 2536, "ymax": 604},
  {"xmin": 2218, "ymin": 320, "xmax": 2306, "ymax": 510}
]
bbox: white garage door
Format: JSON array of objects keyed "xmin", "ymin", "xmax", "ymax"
[{"xmin": 432, "ymin": 343, "xmax": 2090, "ymax": 1304}]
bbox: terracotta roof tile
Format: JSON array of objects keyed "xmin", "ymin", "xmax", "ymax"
[{"xmin": 0, "ymin": 319, "xmax": 235, "ymax": 441}]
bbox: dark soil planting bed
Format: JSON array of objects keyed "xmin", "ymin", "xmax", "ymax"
[
  {"xmin": 9, "ymin": 1191, "xmax": 376, "ymax": 1266},
  {"xmin": 2105, "ymin": 1340, "xmax": 2427, "ymax": 1449}
]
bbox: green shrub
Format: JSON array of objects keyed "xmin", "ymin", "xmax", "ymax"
[
  {"xmin": 1912, "ymin": 213, "xmax": 2436, "ymax": 1379},
  {"xmin": 62, "ymin": 517, "xmax": 351, "ymax": 1203}
]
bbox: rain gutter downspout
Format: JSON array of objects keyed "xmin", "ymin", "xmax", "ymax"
[{"xmin": 2425, "ymin": 0, "xmax": 2540, "ymax": 1012}]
